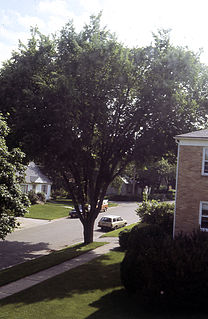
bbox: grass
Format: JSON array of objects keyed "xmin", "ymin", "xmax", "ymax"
[
  {"xmin": 25, "ymin": 201, "xmax": 72, "ymax": 220},
  {"xmin": 0, "ymin": 249, "xmax": 205, "ymax": 319},
  {"xmin": 101, "ymin": 223, "xmax": 139, "ymax": 238},
  {"xmin": 0, "ymin": 241, "xmax": 106, "ymax": 287},
  {"xmin": 25, "ymin": 200, "xmax": 118, "ymax": 220},
  {"xmin": 0, "ymin": 225, "xmax": 206, "ymax": 318}
]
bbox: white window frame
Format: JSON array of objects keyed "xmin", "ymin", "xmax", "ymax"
[
  {"xmin": 202, "ymin": 148, "xmax": 208, "ymax": 175},
  {"xmin": 199, "ymin": 201, "xmax": 208, "ymax": 231},
  {"xmin": 41, "ymin": 184, "xmax": 48, "ymax": 194},
  {"xmin": 21, "ymin": 184, "xmax": 28, "ymax": 193}
]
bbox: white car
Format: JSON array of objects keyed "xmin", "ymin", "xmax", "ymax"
[{"xmin": 98, "ymin": 215, "xmax": 127, "ymax": 231}]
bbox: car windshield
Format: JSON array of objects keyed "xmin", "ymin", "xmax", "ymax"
[{"xmin": 101, "ymin": 217, "xmax": 111, "ymax": 222}]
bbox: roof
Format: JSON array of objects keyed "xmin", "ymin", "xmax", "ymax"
[
  {"xmin": 175, "ymin": 129, "xmax": 208, "ymax": 140},
  {"xmin": 24, "ymin": 162, "xmax": 52, "ymax": 184},
  {"xmin": 101, "ymin": 215, "xmax": 121, "ymax": 218}
]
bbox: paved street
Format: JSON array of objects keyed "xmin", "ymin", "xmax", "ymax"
[{"xmin": 0, "ymin": 202, "xmax": 139, "ymax": 270}]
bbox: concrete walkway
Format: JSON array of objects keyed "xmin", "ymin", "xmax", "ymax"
[{"xmin": 0, "ymin": 237, "xmax": 119, "ymax": 301}]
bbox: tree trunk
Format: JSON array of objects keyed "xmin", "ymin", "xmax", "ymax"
[{"xmin": 83, "ymin": 220, "xmax": 95, "ymax": 244}]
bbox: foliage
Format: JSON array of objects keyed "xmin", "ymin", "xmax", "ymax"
[
  {"xmin": 149, "ymin": 188, "xmax": 176, "ymax": 201},
  {"xmin": 109, "ymin": 176, "xmax": 124, "ymax": 195},
  {"xmin": 136, "ymin": 200, "xmax": 174, "ymax": 232},
  {"xmin": 1, "ymin": 21, "xmax": 208, "ymax": 244},
  {"xmin": 28, "ymin": 191, "xmax": 46, "ymax": 204},
  {"xmin": 133, "ymin": 30, "xmax": 208, "ymax": 161},
  {"xmin": 28, "ymin": 190, "xmax": 39, "ymax": 205},
  {"xmin": 135, "ymin": 158, "xmax": 176, "ymax": 193},
  {"xmin": 121, "ymin": 229, "xmax": 208, "ymax": 310},
  {"xmin": 0, "ymin": 114, "xmax": 30, "ymax": 239},
  {"xmin": 51, "ymin": 188, "xmax": 69, "ymax": 200},
  {"xmin": 119, "ymin": 228, "xmax": 131, "ymax": 250},
  {"xmin": 37, "ymin": 192, "xmax": 46, "ymax": 203},
  {"xmin": 0, "ymin": 15, "xmax": 142, "ymax": 243}
]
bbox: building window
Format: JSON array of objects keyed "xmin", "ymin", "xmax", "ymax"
[
  {"xmin": 199, "ymin": 202, "xmax": 208, "ymax": 230},
  {"xmin": 202, "ymin": 148, "xmax": 208, "ymax": 175},
  {"xmin": 41, "ymin": 184, "xmax": 48, "ymax": 194},
  {"xmin": 21, "ymin": 185, "xmax": 28, "ymax": 193}
]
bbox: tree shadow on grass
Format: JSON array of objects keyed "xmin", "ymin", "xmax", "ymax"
[
  {"xmin": 0, "ymin": 250, "xmax": 124, "ymax": 305},
  {"xmin": 86, "ymin": 289, "xmax": 208, "ymax": 319},
  {"xmin": 1, "ymin": 249, "xmax": 208, "ymax": 319},
  {"xmin": 0, "ymin": 240, "xmax": 50, "ymax": 270}
]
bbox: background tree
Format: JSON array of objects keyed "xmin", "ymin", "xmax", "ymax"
[
  {"xmin": 133, "ymin": 30, "xmax": 208, "ymax": 161},
  {"xmin": 0, "ymin": 114, "xmax": 29, "ymax": 239}
]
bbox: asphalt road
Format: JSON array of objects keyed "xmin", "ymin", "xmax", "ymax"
[{"xmin": 0, "ymin": 202, "xmax": 139, "ymax": 270}]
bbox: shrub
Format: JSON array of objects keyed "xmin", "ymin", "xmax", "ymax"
[
  {"xmin": 119, "ymin": 228, "xmax": 131, "ymax": 250},
  {"xmin": 149, "ymin": 189, "xmax": 176, "ymax": 201},
  {"xmin": 127, "ymin": 223, "xmax": 168, "ymax": 251},
  {"xmin": 121, "ymin": 229, "xmax": 208, "ymax": 310},
  {"xmin": 28, "ymin": 190, "xmax": 39, "ymax": 205},
  {"xmin": 136, "ymin": 200, "xmax": 174, "ymax": 233},
  {"xmin": 37, "ymin": 192, "xmax": 46, "ymax": 203}
]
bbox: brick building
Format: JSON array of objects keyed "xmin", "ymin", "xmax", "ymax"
[{"xmin": 174, "ymin": 129, "xmax": 208, "ymax": 237}]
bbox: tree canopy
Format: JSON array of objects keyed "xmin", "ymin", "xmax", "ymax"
[
  {"xmin": 1, "ymin": 15, "xmax": 208, "ymax": 243},
  {"xmin": 0, "ymin": 115, "xmax": 29, "ymax": 239}
]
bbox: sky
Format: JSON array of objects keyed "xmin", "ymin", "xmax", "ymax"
[{"xmin": 1, "ymin": 0, "xmax": 208, "ymax": 66}]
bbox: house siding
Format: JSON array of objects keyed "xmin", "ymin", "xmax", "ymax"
[{"xmin": 175, "ymin": 145, "xmax": 208, "ymax": 235}]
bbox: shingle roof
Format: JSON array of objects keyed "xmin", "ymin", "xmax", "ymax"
[
  {"xmin": 24, "ymin": 162, "xmax": 52, "ymax": 184},
  {"xmin": 175, "ymin": 129, "xmax": 208, "ymax": 140}
]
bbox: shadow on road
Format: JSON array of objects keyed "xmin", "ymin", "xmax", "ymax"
[{"xmin": 0, "ymin": 240, "xmax": 50, "ymax": 270}]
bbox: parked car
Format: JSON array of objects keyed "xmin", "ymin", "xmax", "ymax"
[
  {"xmin": 69, "ymin": 200, "xmax": 108, "ymax": 218},
  {"xmin": 69, "ymin": 208, "xmax": 80, "ymax": 218},
  {"xmin": 69, "ymin": 205, "xmax": 87, "ymax": 218},
  {"xmin": 98, "ymin": 215, "xmax": 127, "ymax": 231}
]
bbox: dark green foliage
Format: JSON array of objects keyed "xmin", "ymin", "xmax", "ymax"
[
  {"xmin": 51, "ymin": 188, "xmax": 68, "ymax": 200},
  {"xmin": 121, "ymin": 228, "xmax": 208, "ymax": 310},
  {"xmin": 28, "ymin": 191, "xmax": 46, "ymax": 204},
  {"xmin": 149, "ymin": 189, "xmax": 176, "ymax": 201},
  {"xmin": 1, "ymin": 19, "xmax": 208, "ymax": 244},
  {"xmin": 0, "ymin": 114, "xmax": 30, "ymax": 239},
  {"xmin": 28, "ymin": 190, "xmax": 39, "ymax": 205},
  {"xmin": 37, "ymin": 192, "xmax": 46, "ymax": 203},
  {"xmin": 136, "ymin": 200, "xmax": 174, "ymax": 233},
  {"xmin": 0, "ymin": 15, "xmax": 143, "ymax": 244},
  {"xmin": 119, "ymin": 228, "xmax": 131, "ymax": 250},
  {"xmin": 107, "ymin": 194, "xmax": 142, "ymax": 202}
]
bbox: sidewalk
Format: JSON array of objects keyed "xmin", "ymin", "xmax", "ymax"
[{"xmin": 0, "ymin": 237, "xmax": 119, "ymax": 301}]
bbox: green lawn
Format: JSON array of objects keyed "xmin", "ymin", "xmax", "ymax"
[
  {"xmin": 101, "ymin": 223, "xmax": 139, "ymax": 238},
  {"xmin": 25, "ymin": 200, "xmax": 118, "ymax": 220},
  {"xmin": 0, "ymin": 249, "xmax": 205, "ymax": 319},
  {"xmin": 25, "ymin": 201, "xmax": 72, "ymax": 220},
  {"xmin": 0, "ymin": 242, "xmax": 105, "ymax": 287}
]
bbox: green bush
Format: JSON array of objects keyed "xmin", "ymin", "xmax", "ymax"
[
  {"xmin": 28, "ymin": 190, "xmax": 39, "ymax": 205},
  {"xmin": 51, "ymin": 188, "xmax": 68, "ymax": 199},
  {"xmin": 37, "ymin": 192, "xmax": 46, "ymax": 203},
  {"xmin": 107, "ymin": 194, "xmax": 142, "ymax": 202},
  {"xmin": 136, "ymin": 200, "xmax": 174, "ymax": 233},
  {"xmin": 119, "ymin": 228, "xmax": 131, "ymax": 250},
  {"xmin": 121, "ymin": 229, "xmax": 208, "ymax": 310},
  {"xmin": 149, "ymin": 189, "xmax": 176, "ymax": 201}
]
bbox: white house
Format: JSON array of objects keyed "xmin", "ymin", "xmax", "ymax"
[{"xmin": 21, "ymin": 162, "xmax": 52, "ymax": 200}]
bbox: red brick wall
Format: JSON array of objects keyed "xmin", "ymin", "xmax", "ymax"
[{"xmin": 175, "ymin": 145, "xmax": 208, "ymax": 235}]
